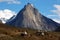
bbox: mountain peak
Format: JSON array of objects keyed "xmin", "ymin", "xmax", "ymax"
[
  {"xmin": 27, "ymin": 3, "xmax": 31, "ymax": 5},
  {"xmin": 25, "ymin": 3, "xmax": 34, "ymax": 8}
]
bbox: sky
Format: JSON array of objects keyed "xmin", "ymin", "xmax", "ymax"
[{"xmin": 0, "ymin": 0, "xmax": 60, "ymax": 23}]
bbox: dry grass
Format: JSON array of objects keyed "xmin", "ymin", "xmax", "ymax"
[{"xmin": 0, "ymin": 23, "xmax": 60, "ymax": 40}]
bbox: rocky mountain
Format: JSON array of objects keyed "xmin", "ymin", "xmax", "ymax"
[
  {"xmin": 0, "ymin": 18, "xmax": 7, "ymax": 23},
  {"xmin": 0, "ymin": 15, "xmax": 16, "ymax": 24},
  {"xmin": 0, "ymin": 19, "xmax": 2, "ymax": 23},
  {"xmin": 6, "ymin": 15, "xmax": 16, "ymax": 22},
  {"xmin": 6, "ymin": 3, "xmax": 60, "ymax": 31}
]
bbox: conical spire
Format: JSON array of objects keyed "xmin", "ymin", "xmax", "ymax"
[
  {"xmin": 25, "ymin": 3, "xmax": 34, "ymax": 8},
  {"xmin": 6, "ymin": 3, "xmax": 60, "ymax": 31}
]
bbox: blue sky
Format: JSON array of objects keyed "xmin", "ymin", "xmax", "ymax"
[{"xmin": 0, "ymin": 0, "xmax": 60, "ymax": 23}]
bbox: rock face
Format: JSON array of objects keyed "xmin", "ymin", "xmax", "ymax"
[
  {"xmin": 6, "ymin": 3, "xmax": 60, "ymax": 31},
  {"xmin": 6, "ymin": 15, "xmax": 16, "ymax": 22},
  {"xmin": 0, "ymin": 20, "xmax": 2, "ymax": 23}
]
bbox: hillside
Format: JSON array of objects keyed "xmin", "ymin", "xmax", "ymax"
[{"xmin": 0, "ymin": 23, "xmax": 60, "ymax": 40}]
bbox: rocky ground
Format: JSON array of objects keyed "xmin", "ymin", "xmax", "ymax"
[{"xmin": 0, "ymin": 23, "xmax": 60, "ymax": 40}]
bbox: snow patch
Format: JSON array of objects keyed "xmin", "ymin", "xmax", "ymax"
[
  {"xmin": 0, "ymin": 9, "xmax": 16, "ymax": 23},
  {"xmin": 31, "ymin": 4, "xmax": 34, "ymax": 7}
]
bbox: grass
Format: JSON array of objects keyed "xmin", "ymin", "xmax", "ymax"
[{"xmin": 0, "ymin": 23, "xmax": 60, "ymax": 40}]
